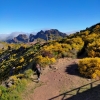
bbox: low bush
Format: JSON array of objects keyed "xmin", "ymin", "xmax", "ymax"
[
  {"xmin": 35, "ymin": 55, "xmax": 56, "ymax": 67},
  {"xmin": 78, "ymin": 58, "xmax": 100, "ymax": 78},
  {"xmin": 24, "ymin": 69, "xmax": 33, "ymax": 78}
]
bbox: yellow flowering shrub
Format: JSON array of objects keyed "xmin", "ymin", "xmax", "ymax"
[
  {"xmin": 29, "ymin": 58, "xmax": 33, "ymax": 62},
  {"xmin": 81, "ymin": 30, "xmax": 90, "ymax": 36},
  {"xmin": 94, "ymin": 25, "xmax": 100, "ymax": 31},
  {"xmin": 60, "ymin": 37, "xmax": 84, "ymax": 57},
  {"xmin": 9, "ymin": 75, "xmax": 18, "ymax": 81},
  {"xmin": 36, "ymin": 55, "xmax": 56, "ymax": 67},
  {"xmin": 16, "ymin": 74, "xmax": 24, "ymax": 79},
  {"xmin": 78, "ymin": 58, "xmax": 100, "ymax": 78},
  {"xmin": 42, "ymin": 42, "xmax": 73, "ymax": 58},
  {"xmin": 16, "ymin": 66, "xmax": 22, "ymax": 69},
  {"xmin": 50, "ymin": 58, "xmax": 56, "ymax": 63},
  {"xmin": 19, "ymin": 57, "xmax": 24, "ymax": 63},
  {"xmin": 87, "ymin": 39, "xmax": 100, "ymax": 57},
  {"xmin": 85, "ymin": 33, "xmax": 97, "ymax": 43},
  {"xmin": 13, "ymin": 54, "xmax": 16, "ymax": 57}
]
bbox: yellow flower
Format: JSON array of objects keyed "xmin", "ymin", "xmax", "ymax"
[
  {"xmin": 20, "ymin": 57, "xmax": 24, "ymax": 63},
  {"xmin": 91, "ymin": 73, "xmax": 97, "ymax": 79}
]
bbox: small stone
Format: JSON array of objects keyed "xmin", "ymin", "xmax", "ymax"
[
  {"xmin": 87, "ymin": 79, "xmax": 91, "ymax": 81},
  {"xmin": 54, "ymin": 67, "xmax": 58, "ymax": 70}
]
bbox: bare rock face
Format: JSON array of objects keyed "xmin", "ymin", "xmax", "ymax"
[
  {"xmin": 35, "ymin": 29, "xmax": 66, "ymax": 41},
  {"xmin": 29, "ymin": 34, "xmax": 35, "ymax": 42},
  {"xmin": 7, "ymin": 34, "xmax": 29, "ymax": 43}
]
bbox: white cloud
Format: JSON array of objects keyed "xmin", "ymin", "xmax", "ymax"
[
  {"xmin": 65, "ymin": 30, "xmax": 80, "ymax": 35},
  {"xmin": 0, "ymin": 32, "xmax": 27, "ymax": 41}
]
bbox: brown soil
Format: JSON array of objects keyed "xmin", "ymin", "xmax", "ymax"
[{"xmin": 22, "ymin": 58, "xmax": 100, "ymax": 100}]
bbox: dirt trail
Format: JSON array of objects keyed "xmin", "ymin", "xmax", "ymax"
[{"xmin": 23, "ymin": 58, "xmax": 100, "ymax": 100}]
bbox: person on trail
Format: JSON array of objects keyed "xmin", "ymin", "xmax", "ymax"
[{"xmin": 35, "ymin": 63, "xmax": 41, "ymax": 81}]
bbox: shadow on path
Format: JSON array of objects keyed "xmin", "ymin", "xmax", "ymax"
[
  {"xmin": 65, "ymin": 63, "xmax": 80, "ymax": 76},
  {"xmin": 49, "ymin": 80, "xmax": 100, "ymax": 100},
  {"xmin": 64, "ymin": 84, "xmax": 100, "ymax": 100}
]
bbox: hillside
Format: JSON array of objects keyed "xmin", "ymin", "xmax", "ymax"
[
  {"xmin": 61, "ymin": 22, "xmax": 100, "ymax": 57},
  {"xmin": 0, "ymin": 22, "xmax": 100, "ymax": 100}
]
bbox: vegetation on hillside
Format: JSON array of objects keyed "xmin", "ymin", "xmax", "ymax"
[{"xmin": 0, "ymin": 23, "xmax": 100, "ymax": 99}]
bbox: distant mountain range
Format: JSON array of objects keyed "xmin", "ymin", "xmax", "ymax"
[{"xmin": 6, "ymin": 29, "xmax": 67, "ymax": 43}]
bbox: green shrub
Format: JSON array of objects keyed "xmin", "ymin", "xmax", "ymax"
[{"xmin": 24, "ymin": 69, "xmax": 33, "ymax": 78}]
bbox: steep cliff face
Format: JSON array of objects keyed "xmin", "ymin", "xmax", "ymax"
[
  {"xmin": 35, "ymin": 30, "xmax": 47, "ymax": 40},
  {"xmin": 29, "ymin": 34, "xmax": 35, "ymax": 42}
]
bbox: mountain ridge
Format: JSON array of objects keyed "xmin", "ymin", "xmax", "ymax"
[{"xmin": 6, "ymin": 29, "xmax": 67, "ymax": 43}]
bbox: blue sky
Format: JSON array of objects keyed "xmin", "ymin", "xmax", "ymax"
[{"xmin": 0, "ymin": 0, "xmax": 100, "ymax": 34}]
